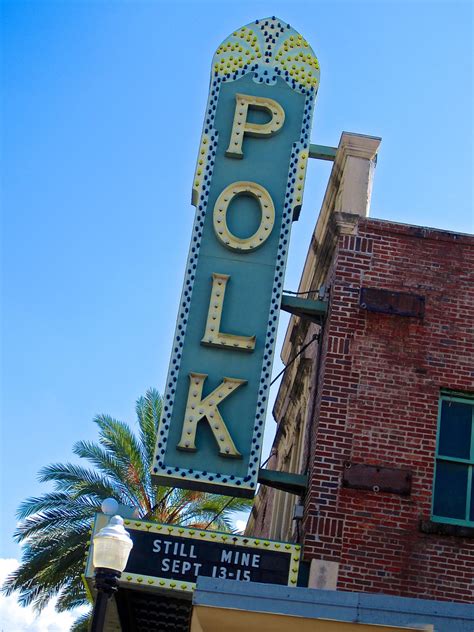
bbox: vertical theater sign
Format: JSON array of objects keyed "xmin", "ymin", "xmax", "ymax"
[{"xmin": 152, "ymin": 17, "xmax": 320, "ymax": 498}]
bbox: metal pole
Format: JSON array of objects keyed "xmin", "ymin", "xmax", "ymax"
[
  {"xmin": 90, "ymin": 589, "xmax": 109, "ymax": 632},
  {"xmin": 90, "ymin": 567, "xmax": 121, "ymax": 632}
]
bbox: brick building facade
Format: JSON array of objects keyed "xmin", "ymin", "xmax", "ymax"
[{"xmin": 247, "ymin": 132, "xmax": 474, "ymax": 604}]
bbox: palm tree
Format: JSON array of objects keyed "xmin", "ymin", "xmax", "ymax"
[{"xmin": 2, "ymin": 388, "xmax": 251, "ymax": 631}]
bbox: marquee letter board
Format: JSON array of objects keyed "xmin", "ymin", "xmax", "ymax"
[
  {"xmin": 152, "ymin": 17, "xmax": 320, "ymax": 497},
  {"xmin": 84, "ymin": 515, "xmax": 301, "ymax": 595}
]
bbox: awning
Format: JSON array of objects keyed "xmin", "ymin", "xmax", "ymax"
[{"xmin": 190, "ymin": 577, "xmax": 473, "ymax": 632}]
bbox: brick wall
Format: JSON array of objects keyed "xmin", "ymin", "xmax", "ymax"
[{"xmin": 303, "ymin": 219, "xmax": 474, "ymax": 602}]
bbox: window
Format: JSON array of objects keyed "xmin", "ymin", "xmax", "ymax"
[{"xmin": 432, "ymin": 394, "xmax": 474, "ymax": 526}]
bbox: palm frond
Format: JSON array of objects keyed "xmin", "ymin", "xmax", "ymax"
[
  {"xmin": 3, "ymin": 387, "xmax": 249, "ymax": 628},
  {"xmin": 94, "ymin": 414, "xmax": 152, "ymax": 512},
  {"xmin": 72, "ymin": 440, "xmax": 140, "ymax": 508},
  {"xmin": 55, "ymin": 573, "xmax": 89, "ymax": 612},
  {"xmin": 39, "ymin": 463, "xmax": 118, "ymax": 499},
  {"xmin": 136, "ymin": 388, "xmax": 162, "ymax": 468},
  {"xmin": 3, "ymin": 525, "xmax": 90, "ymax": 610},
  {"xmin": 15, "ymin": 496, "xmax": 98, "ymax": 540},
  {"xmin": 70, "ymin": 611, "xmax": 92, "ymax": 632}
]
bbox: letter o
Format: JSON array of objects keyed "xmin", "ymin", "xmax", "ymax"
[{"xmin": 213, "ymin": 181, "xmax": 275, "ymax": 252}]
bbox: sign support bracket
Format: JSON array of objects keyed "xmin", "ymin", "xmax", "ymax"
[
  {"xmin": 258, "ymin": 468, "xmax": 308, "ymax": 496},
  {"xmin": 309, "ymin": 143, "xmax": 337, "ymax": 161},
  {"xmin": 280, "ymin": 294, "xmax": 328, "ymax": 323}
]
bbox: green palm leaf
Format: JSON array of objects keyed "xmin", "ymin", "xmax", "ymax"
[
  {"xmin": 136, "ymin": 389, "xmax": 162, "ymax": 469},
  {"xmin": 2, "ymin": 388, "xmax": 251, "ymax": 629},
  {"xmin": 70, "ymin": 611, "xmax": 91, "ymax": 632}
]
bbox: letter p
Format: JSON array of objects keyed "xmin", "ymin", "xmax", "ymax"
[{"xmin": 226, "ymin": 93, "xmax": 285, "ymax": 159}]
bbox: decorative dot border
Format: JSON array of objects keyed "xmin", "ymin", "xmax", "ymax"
[
  {"xmin": 122, "ymin": 571, "xmax": 195, "ymax": 593},
  {"xmin": 212, "ymin": 17, "xmax": 319, "ymax": 91},
  {"xmin": 153, "ymin": 17, "xmax": 318, "ymax": 494}
]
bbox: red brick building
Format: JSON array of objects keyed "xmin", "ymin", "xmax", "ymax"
[{"xmin": 247, "ymin": 132, "xmax": 474, "ymax": 604}]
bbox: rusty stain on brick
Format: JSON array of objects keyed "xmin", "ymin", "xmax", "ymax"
[
  {"xmin": 342, "ymin": 462, "xmax": 412, "ymax": 495},
  {"xmin": 360, "ymin": 287, "xmax": 425, "ymax": 318}
]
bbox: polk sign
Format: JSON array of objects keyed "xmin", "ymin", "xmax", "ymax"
[{"xmin": 153, "ymin": 17, "xmax": 319, "ymax": 497}]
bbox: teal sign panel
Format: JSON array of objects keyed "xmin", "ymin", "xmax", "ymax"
[{"xmin": 153, "ymin": 17, "xmax": 320, "ymax": 497}]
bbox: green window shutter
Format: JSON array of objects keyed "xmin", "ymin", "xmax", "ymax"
[
  {"xmin": 432, "ymin": 394, "xmax": 474, "ymax": 527},
  {"xmin": 470, "ymin": 480, "xmax": 474, "ymax": 522},
  {"xmin": 438, "ymin": 400, "xmax": 472, "ymax": 459},
  {"xmin": 433, "ymin": 461, "xmax": 469, "ymax": 520}
]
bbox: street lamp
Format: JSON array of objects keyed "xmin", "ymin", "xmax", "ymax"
[{"xmin": 91, "ymin": 514, "xmax": 134, "ymax": 632}]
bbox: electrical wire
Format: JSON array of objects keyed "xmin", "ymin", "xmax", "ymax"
[
  {"xmin": 260, "ymin": 453, "xmax": 273, "ymax": 468},
  {"xmin": 204, "ymin": 497, "xmax": 235, "ymax": 529},
  {"xmin": 142, "ymin": 487, "xmax": 174, "ymax": 520},
  {"xmin": 270, "ymin": 334, "xmax": 319, "ymax": 386},
  {"xmin": 282, "ymin": 289, "xmax": 321, "ymax": 296}
]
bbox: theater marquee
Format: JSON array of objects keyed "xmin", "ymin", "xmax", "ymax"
[
  {"xmin": 153, "ymin": 17, "xmax": 320, "ymax": 496},
  {"xmin": 85, "ymin": 515, "xmax": 302, "ymax": 595}
]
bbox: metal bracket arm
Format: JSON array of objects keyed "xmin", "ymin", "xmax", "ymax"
[
  {"xmin": 258, "ymin": 468, "xmax": 308, "ymax": 496},
  {"xmin": 309, "ymin": 143, "xmax": 337, "ymax": 161},
  {"xmin": 280, "ymin": 294, "xmax": 328, "ymax": 323}
]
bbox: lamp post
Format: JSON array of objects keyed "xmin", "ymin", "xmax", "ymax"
[{"xmin": 91, "ymin": 514, "xmax": 133, "ymax": 632}]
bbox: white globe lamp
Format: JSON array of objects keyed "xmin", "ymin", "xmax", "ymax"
[{"xmin": 90, "ymin": 515, "xmax": 133, "ymax": 631}]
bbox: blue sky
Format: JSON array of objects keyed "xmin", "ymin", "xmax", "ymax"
[{"xmin": 1, "ymin": 1, "xmax": 472, "ymax": 562}]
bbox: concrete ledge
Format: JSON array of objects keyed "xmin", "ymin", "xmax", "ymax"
[
  {"xmin": 193, "ymin": 578, "xmax": 474, "ymax": 632},
  {"xmin": 420, "ymin": 519, "xmax": 474, "ymax": 539}
]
